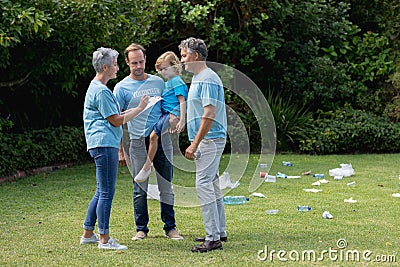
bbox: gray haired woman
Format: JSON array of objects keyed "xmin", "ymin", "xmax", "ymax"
[{"xmin": 81, "ymin": 47, "xmax": 148, "ymax": 250}]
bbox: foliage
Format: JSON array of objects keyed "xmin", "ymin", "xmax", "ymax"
[
  {"xmin": 0, "ymin": 0, "xmax": 168, "ymax": 129},
  {"xmin": 0, "ymin": 1, "xmax": 51, "ymax": 66},
  {"xmin": 266, "ymin": 90, "xmax": 313, "ymax": 152},
  {"xmin": 155, "ymin": 0, "xmax": 396, "ymax": 114},
  {"xmin": 299, "ymin": 106, "xmax": 400, "ymax": 154},
  {"xmin": 383, "ymin": 70, "xmax": 400, "ymax": 122},
  {"xmin": 0, "ymin": 126, "xmax": 89, "ymax": 177},
  {"xmin": 0, "ymin": 114, "xmax": 13, "ymax": 132},
  {"xmin": 1, "ymin": 0, "xmax": 399, "ymax": 155}
]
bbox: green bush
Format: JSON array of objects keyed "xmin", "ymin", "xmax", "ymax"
[
  {"xmin": 0, "ymin": 126, "xmax": 89, "ymax": 177},
  {"xmin": 266, "ymin": 90, "xmax": 313, "ymax": 152},
  {"xmin": 299, "ymin": 106, "xmax": 400, "ymax": 154}
]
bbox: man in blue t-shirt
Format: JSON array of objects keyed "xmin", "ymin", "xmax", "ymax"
[
  {"xmin": 179, "ymin": 37, "xmax": 228, "ymax": 253},
  {"xmin": 114, "ymin": 43, "xmax": 183, "ymax": 241}
]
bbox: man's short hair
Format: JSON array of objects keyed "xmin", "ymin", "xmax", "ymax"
[
  {"xmin": 124, "ymin": 43, "xmax": 146, "ymax": 60},
  {"xmin": 178, "ymin": 37, "xmax": 208, "ymax": 61}
]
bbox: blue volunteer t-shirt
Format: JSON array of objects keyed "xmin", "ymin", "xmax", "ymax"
[
  {"xmin": 83, "ymin": 79, "xmax": 122, "ymax": 150},
  {"xmin": 186, "ymin": 67, "xmax": 227, "ymax": 141},
  {"xmin": 162, "ymin": 75, "xmax": 188, "ymax": 116},
  {"xmin": 114, "ymin": 74, "xmax": 164, "ymax": 139}
]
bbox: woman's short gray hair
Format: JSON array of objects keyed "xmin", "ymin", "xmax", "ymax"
[
  {"xmin": 92, "ymin": 47, "xmax": 119, "ymax": 73},
  {"xmin": 178, "ymin": 37, "xmax": 208, "ymax": 61}
]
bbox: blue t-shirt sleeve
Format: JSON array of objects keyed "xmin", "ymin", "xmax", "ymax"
[
  {"xmin": 200, "ymin": 81, "xmax": 220, "ymax": 107},
  {"xmin": 98, "ymin": 90, "xmax": 120, "ymax": 118},
  {"xmin": 171, "ymin": 79, "xmax": 188, "ymax": 99},
  {"xmin": 113, "ymin": 85, "xmax": 126, "ymax": 111},
  {"xmin": 174, "ymin": 84, "xmax": 188, "ymax": 99}
]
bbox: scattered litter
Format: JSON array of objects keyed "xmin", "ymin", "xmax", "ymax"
[
  {"xmin": 276, "ymin": 172, "xmax": 287, "ymax": 178},
  {"xmin": 312, "ymin": 181, "xmax": 321, "ymax": 186},
  {"xmin": 258, "ymin": 163, "xmax": 269, "ymax": 168},
  {"xmin": 303, "ymin": 188, "xmax": 322, "ymax": 193},
  {"xmin": 251, "ymin": 192, "xmax": 266, "ymax": 198},
  {"xmin": 312, "ymin": 179, "xmax": 329, "ymax": 186},
  {"xmin": 344, "ymin": 197, "xmax": 357, "ymax": 203},
  {"xmin": 302, "ymin": 171, "xmax": 311, "ymax": 175},
  {"xmin": 282, "ymin": 161, "xmax": 293, "ymax": 166},
  {"xmin": 313, "ymin": 174, "xmax": 325, "ymax": 178},
  {"xmin": 219, "ymin": 172, "xmax": 240, "ymax": 189},
  {"xmin": 334, "ymin": 176, "xmax": 343, "ymax": 180},
  {"xmin": 347, "ymin": 181, "xmax": 356, "ymax": 186},
  {"xmin": 297, "ymin": 206, "xmax": 311, "ymax": 211},
  {"xmin": 323, "ymin": 211, "xmax": 333, "ymax": 219},
  {"xmin": 287, "ymin": 175, "xmax": 301, "ymax": 179},
  {"xmin": 223, "ymin": 195, "xmax": 249, "ymax": 205},
  {"xmin": 264, "ymin": 175, "xmax": 276, "ymax": 183},
  {"xmin": 392, "ymin": 193, "xmax": 400, "ymax": 198},
  {"xmin": 260, "ymin": 172, "xmax": 277, "ymax": 182},
  {"xmin": 329, "ymin": 163, "xmax": 354, "ymax": 177},
  {"xmin": 266, "ymin": 209, "xmax": 279, "ymax": 214}
]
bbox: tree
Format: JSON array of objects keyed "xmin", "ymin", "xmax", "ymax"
[{"xmin": 0, "ymin": 0, "xmax": 168, "ymax": 129}]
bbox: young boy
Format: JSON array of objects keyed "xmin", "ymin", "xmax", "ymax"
[{"xmin": 134, "ymin": 51, "xmax": 188, "ymax": 182}]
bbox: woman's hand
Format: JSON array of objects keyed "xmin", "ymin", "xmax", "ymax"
[{"xmin": 137, "ymin": 95, "xmax": 150, "ymax": 111}]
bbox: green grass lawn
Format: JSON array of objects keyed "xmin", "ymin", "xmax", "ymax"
[{"xmin": 1, "ymin": 154, "xmax": 399, "ymax": 266}]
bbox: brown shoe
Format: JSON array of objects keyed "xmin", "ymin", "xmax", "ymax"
[
  {"xmin": 166, "ymin": 229, "xmax": 184, "ymax": 240},
  {"xmin": 191, "ymin": 240, "xmax": 223, "ymax": 253},
  {"xmin": 194, "ymin": 236, "xmax": 228, "ymax": 242},
  {"xmin": 132, "ymin": 231, "xmax": 147, "ymax": 241}
]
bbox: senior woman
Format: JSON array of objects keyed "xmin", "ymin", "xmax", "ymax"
[{"xmin": 81, "ymin": 47, "xmax": 148, "ymax": 250}]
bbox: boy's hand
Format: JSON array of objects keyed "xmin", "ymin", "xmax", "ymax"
[{"xmin": 169, "ymin": 114, "xmax": 180, "ymax": 133}]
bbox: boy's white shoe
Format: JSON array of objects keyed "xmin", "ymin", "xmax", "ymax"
[{"xmin": 134, "ymin": 168, "xmax": 152, "ymax": 183}]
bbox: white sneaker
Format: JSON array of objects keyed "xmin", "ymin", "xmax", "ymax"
[
  {"xmin": 80, "ymin": 233, "xmax": 100, "ymax": 244},
  {"xmin": 134, "ymin": 168, "xmax": 152, "ymax": 183},
  {"xmin": 98, "ymin": 238, "xmax": 128, "ymax": 250}
]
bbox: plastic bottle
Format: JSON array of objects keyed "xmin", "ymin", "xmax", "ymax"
[
  {"xmin": 347, "ymin": 181, "xmax": 356, "ymax": 186},
  {"xmin": 276, "ymin": 172, "xmax": 287, "ymax": 178},
  {"xmin": 297, "ymin": 205, "xmax": 311, "ymax": 212},
  {"xmin": 282, "ymin": 161, "xmax": 294, "ymax": 166},
  {"xmin": 223, "ymin": 196, "xmax": 249, "ymax": 205},
  {"xmin": 258, "ymin": 163, "xmax": 269, "ymax": 168},
  {"xmin": 313, "ymin": 174, "xmax": 325, "ymax": 179},
  {"xmin": 266, "ymin": 209, "xmax": 279, "ymax": 214}
]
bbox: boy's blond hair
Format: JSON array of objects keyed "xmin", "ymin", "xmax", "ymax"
[{"xmin": 155, "ymin": 51, "xmax": 182, "ymax": 74}]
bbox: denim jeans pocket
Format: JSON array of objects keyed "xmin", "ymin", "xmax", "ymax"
[{"xmin": 89, "ymin": 148, "xmax": 99, "ymax": 158}]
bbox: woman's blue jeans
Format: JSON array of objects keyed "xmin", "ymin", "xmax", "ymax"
[{"xmin": 83, "ymin": 147, "xmax": 118, "ymax": 235}]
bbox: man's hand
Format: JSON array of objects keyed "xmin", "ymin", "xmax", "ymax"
[{"xmin": 185, "ymin": 142, "xmax": 198, "ymax": 159}]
